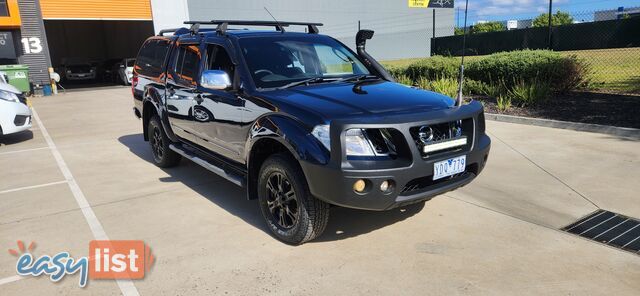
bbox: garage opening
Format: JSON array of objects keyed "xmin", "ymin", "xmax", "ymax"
[{"xmin": 44, "ymin": 20, "xmax": 154, "ymax": 89}]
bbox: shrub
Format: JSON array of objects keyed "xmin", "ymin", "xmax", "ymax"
[
  {"xmin": 466, "ymin": 50, "xmax": 589, "ymax": 92},
  {"xmin": 463, "ymin": 79, "xmax": 504, "ymax": 97},
  {"xmin": 507, "ymin": 80, "xmax": 551, "ymax": 107},
  {"xmin": 416, "ymin": 77, "xmax": 431, "ymax": 90},
  {"xmin": 405, "ymin": 56, "xmax": 459, "ymax": 81},
  {"xmin": 429, "ymin": 77, "xmax": 459, "ymax": 98},
  {"xmin": 496, "ymin": 95, "xmax": 512, "ymax": 111},
  {"xmin": 555, "ymin": 54, "xmax": 591, "ymax": 91},
  {"xmin": 394, "ymin": 74, "xmax": 414, "ymax": 86},
  {"xmin": 387, "ymin": 66, "xmax": 409, "ymax": 80},
  {"xmin": 412, "ymin": 77, "xmax": 459, "ymax": 98}
]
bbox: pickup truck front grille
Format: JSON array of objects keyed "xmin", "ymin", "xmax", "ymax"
[
  {"xmin": 400, "ymin": 172, "xmax": 470, "ymax": 196},
  {"xmin": 409, "ymin": 118, "xmax": 474, "ymax": 158},
  {"xmin": 400, "ymin": 163, "xmax": 479, "ymax": 196}
]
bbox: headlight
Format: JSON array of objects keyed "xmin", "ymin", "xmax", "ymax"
[
  {"xmin": 345, "ymin": 129, "xmax": 375, "ymax": 156},
  {"xmin": 0, "ymin": 90, "xmax": 19, "ymax": 103},
  {"xmin": 311, "ymin": 125, "xmax": 331, "ymax": 151}
]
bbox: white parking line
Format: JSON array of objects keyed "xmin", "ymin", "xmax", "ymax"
[
  {"xmin": 32, "ymin": 108, "xmax": 140, "ymax": 296},
  {"xmin": 0, "ymin": 275, "xmax": 24, "ymax": 286},
  {"xmin": 0, "ymin": 180, "xmax": 67, "ymax": 195},
  {"xmin": 0, "ymin": 147, "xmax": 50, "ymax": 156}
]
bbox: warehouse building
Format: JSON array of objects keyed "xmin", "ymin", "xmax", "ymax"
[
  {"xmin": 152, "ymin": 0, "xmax": 454, "ymax": 60},
  {"xmin": 0, "ymin": 0, "xmax": 453, "ymax": 92},
  {"xmin": 0, "ymin": 0, "xmax": 153, "ymax": 91}
]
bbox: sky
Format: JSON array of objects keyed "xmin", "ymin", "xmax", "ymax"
[{"xmin": 453, "ymin": 0, "xmax": 640, "ymax": 25}]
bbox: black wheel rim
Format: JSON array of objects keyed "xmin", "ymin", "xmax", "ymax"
[
  {"xmin": 151, "ymin": 126, "xmax": 164, "ymax": 161},
  {"xmin": 265, "ymin": 172, "xmax": 299, "ymax": 229}
]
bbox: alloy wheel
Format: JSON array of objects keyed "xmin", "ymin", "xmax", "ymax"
[
  {"xmin": 151, "ymin": 126, "xmax": 164, "ymax": 161},
  {"xmin": 265, "ymin": 172, "xmax": 299, "ymax": 229}
]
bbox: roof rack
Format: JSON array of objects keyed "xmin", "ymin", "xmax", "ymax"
[
  {"xmin": 183, "ymin": 20, "xmax": 323, "ymax": 35},
  {"xmin": 157, "ymin": 28, "xmax": 190, "ymax": 36}
]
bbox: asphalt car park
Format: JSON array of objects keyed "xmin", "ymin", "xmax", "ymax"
[{"xmin": 1, "ymin": 87, "xmax": 639, "ymax": 295}]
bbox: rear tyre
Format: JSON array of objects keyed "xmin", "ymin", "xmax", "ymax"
[
  {"xmin": 258, "ymin": 153, "xmax": 329, "ymax": 244},
  {"xmin": 147, "ymin": 116, "xmax": 181, "ymax": 168}
]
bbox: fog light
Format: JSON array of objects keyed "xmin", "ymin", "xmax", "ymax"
[
  {"xmin": 380, "ymin": 180, "xmax": 390, "ymax": 192},
  {"xmin": 380, "ymin": 180, "xmax": 395, "ymax": 193},
  {"xmin": 353, "ymin": 179, "xmax": 366, "ymax": 193}
]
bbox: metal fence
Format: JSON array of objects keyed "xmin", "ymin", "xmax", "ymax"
[{"xmin": 434, "ymin": 9, "xmax": 640, "ymax": 93}]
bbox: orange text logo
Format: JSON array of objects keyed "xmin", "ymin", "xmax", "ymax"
[{"xmin": 89, "ymin": 240, "xmax": 154, "ymax": 280}]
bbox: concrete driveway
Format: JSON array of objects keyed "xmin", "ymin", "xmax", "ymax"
[{"xmin": 1, "ymin": 87, "xmax": 639, "ymax": 295}]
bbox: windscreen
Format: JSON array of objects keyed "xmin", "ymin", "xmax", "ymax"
[{"xmin": 239, "ymin": 35, "xmax": 370, "ymax": 89}]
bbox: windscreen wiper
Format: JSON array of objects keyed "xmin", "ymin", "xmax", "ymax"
[
  {"xmin": 335, "ymin": 74, "xmax": 380, "ymax": 83},
  {"xmin": 279, "ymin": 77, "xmax": 328, "ymax": 89}
]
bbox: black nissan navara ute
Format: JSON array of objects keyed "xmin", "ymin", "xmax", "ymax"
[{"xmin": 132, "ymin": 21, "xmax": 491, "ymax": 244}]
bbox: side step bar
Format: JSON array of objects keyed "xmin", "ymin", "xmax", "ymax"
[{"xmin": 169, "ymin": 144, "xmax": 244, "ymax": 187}]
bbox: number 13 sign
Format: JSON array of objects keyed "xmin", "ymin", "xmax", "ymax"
[{"xmin": 21, "ymin": 37, "xmax": 43, "ymax": 54}]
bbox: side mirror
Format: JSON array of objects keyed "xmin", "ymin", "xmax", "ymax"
[{"xmin": 200, "ymin": 70, "xmax": 231, "ymax": 90}]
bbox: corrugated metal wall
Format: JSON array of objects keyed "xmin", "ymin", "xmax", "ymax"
[
  {"xmin": 17, "ymin": 0, "xmax": 52, "ymax": 85},
  {"xmin": 40, "ymin": 0, "xmax": 152, "ymax": 20}
]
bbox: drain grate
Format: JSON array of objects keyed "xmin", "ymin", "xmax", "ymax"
[{"xmin": 563, "ymin": 210, "xmax": 640, "ymax": 254}]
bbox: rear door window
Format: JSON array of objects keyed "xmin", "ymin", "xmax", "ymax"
[{"xmin": 135, "ymin": 39, "xmax": 170, "ymax": 77}]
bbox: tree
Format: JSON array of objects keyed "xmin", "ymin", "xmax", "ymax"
[
  {"xmin": 470, "ymin": 21, "xmax": 505, "ymax": 34},
  {"xmin": 454, "ymin": 27, "xmax": 465, "ymax": 35},
  {"xmin": 532, "ymin": 11, "xmax": 574, "ymax": 27}
]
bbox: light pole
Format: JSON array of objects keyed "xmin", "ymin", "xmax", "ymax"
[
  {"xmin": 432, "ymin": 9, "xmax": 436, "ymax": 40},
  {"xmin": 548, "ymin": 0, "xmax": 553, "ymax": 49},
  {"xmin": 455, "ymin": 0, "xmax": 470, "ymax": 106}
]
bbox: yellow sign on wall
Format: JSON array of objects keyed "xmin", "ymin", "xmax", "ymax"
[
  {"xmin": 409, "ymin": 0, "xmax": 455, "ymax": 8},
  {"xmin": 408, "ymin": 0, "xmax": 429, "ymax": 8}
]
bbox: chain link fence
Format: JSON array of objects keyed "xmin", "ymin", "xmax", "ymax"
[{"xmin": 432, "ymin": 8, "xmax": 640, "ymax": 93}]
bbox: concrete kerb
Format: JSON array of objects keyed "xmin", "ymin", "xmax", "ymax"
[{"xmin": 485, "ymin": 113, "xmax": 640, "ymax": 140}]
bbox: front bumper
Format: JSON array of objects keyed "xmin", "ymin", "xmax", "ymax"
[
  {"xmin": 66, "ymin": 72, "xmax": 96, "ymax": 80},
  {"xmin": 0, "ymin": 101, "xmax": 32, "ymax": 135},
  {"xmin": 300, "ymin": 101, "xmax": 491, "ymax": 211}
]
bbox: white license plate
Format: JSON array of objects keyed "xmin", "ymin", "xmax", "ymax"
[{"xmin": 433, "ymin": 155, "xmax": 466, "ymax": 180}]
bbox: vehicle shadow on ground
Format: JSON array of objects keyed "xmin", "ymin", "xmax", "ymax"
[
  {"xmin": 314, "ymin": 202, "xmax": 425, "ymax": 242},
  {"xmin": 0, "ymin": 130, "xmax": 34, "ymax": 146},
  {"xmin": 118, "ymin": 133, "xmax": 426, "ymax": 243}
]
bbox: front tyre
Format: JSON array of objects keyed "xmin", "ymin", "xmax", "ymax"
[
  {"xmin": 147, "ymin": 116, "xmax": 181, "ymax": 168},
  {"xmin": 258, "ymin": 154, "xmax": 329, "ymax": 245}
]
